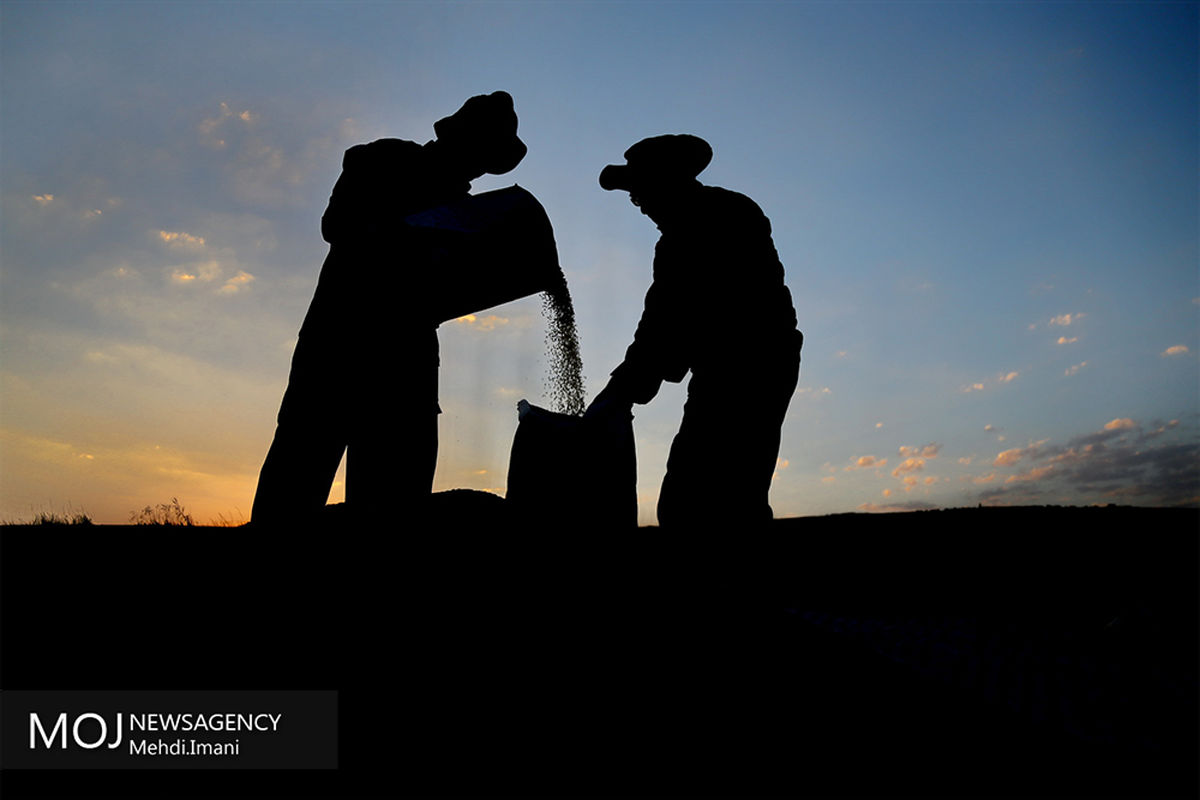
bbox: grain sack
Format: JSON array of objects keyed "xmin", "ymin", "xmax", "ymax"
[{"xmin": 506, "ymin": 400, "xmax": 637, "ymax": 530}]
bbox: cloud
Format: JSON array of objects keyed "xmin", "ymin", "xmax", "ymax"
[
  {"xmin": 899, "ymin": 443, "xmax": 941, "ymax": 459},
  {"xmin": 958, "ymin": 456, "xmax": 974, "ymax": 466},
  {"xmin": 159, "ymin": 230, "xmax": 207, "ymax": 249},
  {"xmin": 1049, "ymin": 312, "xmax": 1085, "ymax": 326},
  {"xmin": 976, "ymin": 417, "xmax": 1199, "ymax": 507},
  {"xmin": 1005, "ymin": 465, "xmax": 1057, "ymax": 483},
  {"xmin": 32, "ymin": 194, "xmax": 54, "ymax": 207},
  {"xmin": 1163, "ymin": 345, "xmax": 1189, "ymax": 357},
  {"xmin": 891, "ymin": 457, "xmax": 925, "ymax": 476},
  {"xmin": 169, "ymin": 260, "xmax": 222, "ymax": 285},
  {"xmin": 993, "ymin": 440, "xmax": 1047, "ymax": 467},
  {"xmin": 971, "ymin": 472, "xmax": 996, "ymax": 484},
  {"xmin": 199, "ymin": 102, "xmax": 254, "ymax": 149},
  {"xmin": 218, "ymin": 270, "xmax": 256, "ymax": 294},
  {"xmin": 453, "ymin": 314, "xmax": 510, "ymax": 332},
  {"xmin": 846, "ymin": 455, "xmax": 887, "ymax": 470},
  {"xmin": 1064, "ymin": 361, "xmax": 1088, "ymax": 376},
  {"xmin": 993, "ymin": 448, "xmax": 1021, "ymax": 466},
  {"xmin": 963, "ymin": 371, "xmax": 1019, "ymax": 394},
  {"xmin": 1056, "ymin": 336, "xmax": 1078, "ymax": 345},
  {"xmin": 1144, "ymin": 419, "xmax": 1180, "ymax": 439},
  {"xmin": 857, "ymin": 500, "xmax": 939, "ymax": 513}
]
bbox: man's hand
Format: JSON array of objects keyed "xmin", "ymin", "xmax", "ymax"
[{"xmin": 583, "ymin": 381, "xmax": 633, "ymax": 421}]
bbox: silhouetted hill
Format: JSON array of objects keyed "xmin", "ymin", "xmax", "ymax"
[{"xmin": 2, "ymin": 504, "xmax": 1195, "ymax": 797}]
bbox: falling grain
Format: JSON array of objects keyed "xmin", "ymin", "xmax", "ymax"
[{"xmin": 541, "ymin": 271, "xmax": 585, "ymax": 416}]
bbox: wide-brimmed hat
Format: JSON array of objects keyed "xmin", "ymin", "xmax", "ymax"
[
  {"xmin": 599, "ymin": 134, "xmax": 712, "ymax": 192},
  {"xmin": 434, "ymin": 91, "xmax": 527, "ymax": 175}
]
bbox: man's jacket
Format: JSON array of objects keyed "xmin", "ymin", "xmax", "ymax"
[{"xmin": 611, "ymin": 185, "xmax": 800, "ymax": 403}]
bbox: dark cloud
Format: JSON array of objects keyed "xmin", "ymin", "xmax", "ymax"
[
  {"xmin": 975, "ymin": 419, "xmax": 1200, "ymax": 507},
  {"xmin": 858, "ymin": 500, "xmax": 941, "ymax": 513}
]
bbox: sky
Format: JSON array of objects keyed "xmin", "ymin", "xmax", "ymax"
[{"xmin": 1, "ymin": 0, "xmax": 1197, "ymax": 525}]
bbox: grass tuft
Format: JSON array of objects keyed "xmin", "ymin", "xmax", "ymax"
[
  {"xmin": 2, "ymin": 504, "xmax": 94, "ymax": 526},
  {"xmin": 130, "ymin": 497, "xmax": 194, "ymax": 526}
]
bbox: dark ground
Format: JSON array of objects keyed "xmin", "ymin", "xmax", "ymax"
[{"xmin": 1, "ymin": 503, "xmax": 1196, "ymax": 798}]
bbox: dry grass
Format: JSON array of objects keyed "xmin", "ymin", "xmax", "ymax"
[
  {"xmin": 2, "ymin": 504, "xmax": 93, "ymax": 526},
  {"xmin": 129, "ymin": 497, "xmax": 194, "ymax": 526}
]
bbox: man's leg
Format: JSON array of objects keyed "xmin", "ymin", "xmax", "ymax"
[
  {"xmin": 657, "ymin": 347, "xmax": 799, "ymax": 529},
  {"xmin": 251, "ymin": 319, "xmax": 347, "ymax": 525},
  {"xmin": 345, "ymin": 410, "xmax": 438, "ymax": 521},
  {"xmin": 252, "ymin": 424, "xmax": 346, "ymax": 524}
]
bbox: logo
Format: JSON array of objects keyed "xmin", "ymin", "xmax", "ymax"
[{"xmin": 3, "ymin": 691, "xmax": 335, "ymax": 770}]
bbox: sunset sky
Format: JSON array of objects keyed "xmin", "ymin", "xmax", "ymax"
[{"xmin": 2, "ymin": 1, "xmax": 1196, "ymax": 525}]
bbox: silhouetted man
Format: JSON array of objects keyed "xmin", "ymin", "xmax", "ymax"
[
  {"xmin": 586, "ymin": 135, "xmax": 802, "ymax": 528},
  {"xmin": 252, "ymin": 92, "xmax": 527, "ymax": 524}
]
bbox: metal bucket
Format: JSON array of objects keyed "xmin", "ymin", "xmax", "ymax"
[{"xmin": 406, "ymin": 185, "xmax": 563, "ymax": 324}]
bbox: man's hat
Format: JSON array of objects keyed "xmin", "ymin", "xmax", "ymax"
[
  {"xmin": 599, "ymin": 134, "xmax": 713, "ymax": 192},
  {"xmin": 434, "ymin": 91, "xmax": 527, "ymax": 175}
]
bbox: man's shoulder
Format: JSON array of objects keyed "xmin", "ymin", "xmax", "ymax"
[
  {"xmin": 342, "ymin": 138, "xmax": 423, "ymax": 168},
  {"xmin": 696, "ymin": 185, "xmax": 771, "ymax": 232},
  {"xmin": 700, "ymin": 185, "xmax": 763, "ymax": 214}
]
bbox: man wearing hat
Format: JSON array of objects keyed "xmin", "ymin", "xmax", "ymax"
[
  {"xmin": 586, "ymin": 134, "xmax": 803, "ymax": 527},
  {"xmin": 252, "ymin": 91, "xmax": 527, "ymax": 524}
]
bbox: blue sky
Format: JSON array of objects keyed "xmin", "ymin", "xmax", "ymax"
[{"xmin": 2, "ymin": 0, "xmax": 1196, "ymax": 524}]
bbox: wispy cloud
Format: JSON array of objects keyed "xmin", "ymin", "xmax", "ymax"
[
  {"xmin": 199, "ymin": 102, "xmax": 254, "ymax": 149},
  {"xmin": 219, "ymin": 270, "xmax": 256, "ymax": 294},
  {"xmin": 1064, "ymin": 361, "xmax": 1088, "ymax": 376},
  {"xmin": 857, "ymin": 500, "xmax": 939, "ymax": 513},
  {"xmin": 772, "ymin": 457, "xmax": 790, "ymax": 481},
  {"xmin": 846, "ymin": 454, "xmax": 886, "ymax": 470},
  {"xmin": 1162, "ymin": 345, "xmax": 1189, "ymax": 357},
  {"xmin": 453, "ymin": 314, "xmax": 510, "ymax": 332},
  {"xmin": 1049, "ymin": 312, "xmax": 1085, "ymax": 327},
  {"xmin": 899, "ymin": 443, "xmax": 940, "ymax": 459},
  {"xmin": 159, "ymin": 230, "xmax": 206, "ymax": 249},
  {"xmin": 891, "ymin": 457, "xmax": 925, "ymax": 476},
  {"xmin": 1005, "ymin": 464, "xmax": 1057, "ymax": 483},
  {"xmin": 962, "ymin": 371, "xmax": 1019, "ymax": 393},
  {"xmin": 993, "ymin": 440, "xmax": 1048, "ymax": 467}
]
